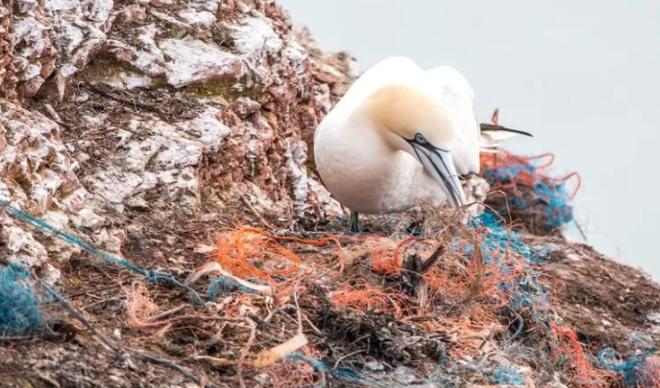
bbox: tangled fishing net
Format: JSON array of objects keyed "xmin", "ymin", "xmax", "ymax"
[
  {"xmin": 1, "ymin": 150, "xmax": 657, "ymax": 387},
  {"xmin": 481, "ymin": 152, "xmax": 580, "ymax": 235},
  {"xmin": 0, "ymin": 264, "xmax": 44, "ymax": 336}
]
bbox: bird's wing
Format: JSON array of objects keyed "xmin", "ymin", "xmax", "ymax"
[
  {"xmin": 315, "ymin": 57, "xmax": 422, "ymax": 142},
  {"xmin": 423, "ymin": 66, "xmax": 481, "ymax": 175}
]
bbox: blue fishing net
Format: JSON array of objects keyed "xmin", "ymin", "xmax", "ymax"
[
  {"xmin": 598, "ymin": 347, "xmax": 657, "ymax": 387},
  {"xmin": 482, "ymin": 154, "xmax": 575, "ymax": 236},
  {"xmin": 469, "ymin": 211, "xmax": 551, "ymax": 264},
  {"xmin": 0, "ymin": 199, "xmax": 201, "ymax": 303},
  {"xmin": 467, "ymin": 212, "xmax": 553, "ymax": 328},
  {"xmin": 288, "ymin": 353, "xmax": 386, "ymax": 387},
  {"xmin": 207, "ymin": 276, "xmax": 257, "ymax": 299},
  {"xmin": 0, "ymin": 264, "xmax": 44, "ymax": 336},
  {"xmin": 490, "ymin": 367, "xmax": 525, "ymax": 385}
]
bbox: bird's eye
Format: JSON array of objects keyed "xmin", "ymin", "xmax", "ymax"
[{"xmin": 414, "ymin": 133, "xmax": 427, "ymax": 144}]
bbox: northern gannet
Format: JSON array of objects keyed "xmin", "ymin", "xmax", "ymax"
[{"xmin": 314, "ymin": 57, "xmax": 528, "ymax": 230}]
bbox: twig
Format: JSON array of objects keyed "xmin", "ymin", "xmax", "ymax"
[
  {"xmin": 421, "ymin": 243, "xmax": 445, "ymax": 273},
  {"xmin": 40, "ymin": 282, "xmax": 118, "ymax": 351},
  {"xmin": 478, "ymin": 324, "xmax": 497, "ymax": 350},
  {"xmin": 187, "ymin": 261, "xmax": 273, "ymax": 296},
  {"xmin": 81, "ymin": 296, "xmax": 121, "ymax": 311},
  {"xmin": 125, "ymin": 347, "xmax": 208, "ymax": 387},
  {"xmin": 0, "ymin": 259, "xmax": 206, "ymax": 387},
  {"xmin": 87, "ymin": 84, "xmax": 169, "ymax": 119},
  {"xmin": 293, "ymin": 289, "xmax": 303, "ymax": 335},
  {"xmin": 193, "ymin": 333, "xmax": 308, "ymax": 368},
  {"xmin": 240, "ymin": 194, "xmax": 273, "ymax": 229},
  {"xmin": 150, "ymin": 304, "xmax": 187, "ymax": 321},
  {"xmin": 301, "ymin": 312, "xmax": 323, "ymax": 336},
  {"xmin": 237, "ymin": 318, "xmax": 258, "ymax": 388},
  {"xmin": 333, "ymin": 349, "xmax": 365, "ymax": 369}
]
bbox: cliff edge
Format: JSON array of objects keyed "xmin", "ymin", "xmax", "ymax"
[{"xmin": 0, "ymin": 1, "xmax": 657, "ymax": 387}]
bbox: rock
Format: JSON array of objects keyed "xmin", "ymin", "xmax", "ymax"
[
  {"xmin": 1, "ymin": 2, "xmax": 656, "ymax": 387},
  {"xmin": 0, "ymin": 99, "xmax": 103, "ymax": 275},
  {"xmin": 160, "ymin": 38, "xmax": 245, "ymax": 88}
]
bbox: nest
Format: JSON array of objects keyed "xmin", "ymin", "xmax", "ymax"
[{"xmin": 1, "ymin": 151, "xmax": 657, "ymax": 387}]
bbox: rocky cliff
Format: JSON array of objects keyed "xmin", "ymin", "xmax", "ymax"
[{"xmin": 0, "ymin": 1, "xmax": 658, "ymax": 387}]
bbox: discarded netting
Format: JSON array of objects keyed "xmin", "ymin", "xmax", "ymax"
[
  {"xmin": 598, "ymin": 348, "xmax": 660, "ymax": 387},
  {"xmin": 213, "ymin": 227, "xmax": 303, "ymax": 282},
  {"xmin": 288, "ymin": 353, "xmax": 385, "ymax": 387},
  {"xmin": 0, "ymin": 264, "xmax": 44, "ymax": 336},
  {"xmin": 481, "ymin": 152, "xmax": 579, "ymax": 236},
  {"xmin": 468, "ymin": 212, "xmax": 552, "ymax": 325},
  {"xmin": 207, "ymin": 276, "xmax": 252, "ymax": 299},
  {"xmin": 490, "ymin": 367, "xmax": 525, "ymax": 385},
  {"xmin": 0, "ymin": 154, "xmax": 651, "ymax": 387},
  {"xmin": 469, "ymin": 211, "xmax": 551, "ymax": 264},
  {"xmin": 0, "ymin": 200, "xmax": 201, "ymax": 303},
  {"xmin": 212, "ymin": 226, "xmax": 345, "ymax": 282},
  {"xmin": 549, "ymin": 322, "xmax": 613, "ymax": 386},
  {"xmin": 469, "ymin": 213, "xmax": 650, "ymax": 387}
]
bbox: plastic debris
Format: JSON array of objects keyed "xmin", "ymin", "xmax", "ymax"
[
  {"xmin": 598, "ymin": 348, "xmax": 660, "ymax": 387},
  {"xmin": 0, "ymin": 264, "xmax": 44, "ymax": 336},
  {"xmin": 481, "ymin": 152, "xmax": 579, "ymax": 235},
  {"xmin": 490, "ymin": 367, "xmax": 525, "ymax": 385},
  {"xmin": 0, "ymin": 199, "xmax": 201, "ymax": 303}
]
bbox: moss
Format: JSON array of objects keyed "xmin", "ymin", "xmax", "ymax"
[
  {"xmin": 305, "ymin": 158, "xmax": 318, "ymax": 174},
  {"xmin": 208, "ymin": 24, "xmax": 234, "ymax": 49},
  {"xmin": 150, "ymin": 75, "xmax": 169, "ymax": 89},
  {"xmin": 143, "ymin": 190, "xmax": 160, "ymax": 203},
  {"xmin": 78, "ymin": 58, "xmax": 145, "ymax": 84},
  {"xmin": 77, "ymin": 56, "xmax": 163, "ymax": 91},
  {"xmin": 166, "ymin": 25, "xmax": 190, "ymax": 40},
  {"xmin": 153, "ymin": 21, "xmax": 192, "ymax": 41},
  {"xmin": 144, "ymin": 150, "xmax": 160, "ymax": 171},
  {"xmin": 184, "ymin": 77, "xmax": 261, "ymax": 101}
]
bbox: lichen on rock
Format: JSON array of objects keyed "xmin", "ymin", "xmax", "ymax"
[{"xmin": 0, "ymin": 0, "xmax": 352, "ymax": 279}]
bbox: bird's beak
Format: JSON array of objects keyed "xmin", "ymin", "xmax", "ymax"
[
  {"xmin": 479, "ymin": 123, "xmax": 533, "ymax": 151},
  {"xmin": 409, "ymin": 143, "xmax": 466, "ymax": 207},
  {"xmin": 480, "ymin": 123, "xmax": 533, "ymax": 138}
]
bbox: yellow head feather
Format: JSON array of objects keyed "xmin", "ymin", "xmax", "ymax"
[{"xmin": 361, "ymin": 84, "xmax": 455, "ymax": 147}]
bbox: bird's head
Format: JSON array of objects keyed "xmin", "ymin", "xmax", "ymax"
[{"xmin": 361, "ymin": 84, "xmax": 467, "ymax": 206}]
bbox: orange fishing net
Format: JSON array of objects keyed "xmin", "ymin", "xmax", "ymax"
[
  {"xmin": 330, "ymin": 281, "xmax": 406, "ymax": 318},
  {"xmin": 213, "ymin": 227, "xmax": 347, "ymax": 282},
  {"xmin": 213, "ymin": 227, "xmax": 303, "ymax": 282},
  {"xmin": 550, "ymin": 322, "xmax": 613, "ymax": 387}
]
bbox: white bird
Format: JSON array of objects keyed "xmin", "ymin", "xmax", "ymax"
[{"xmin": 314, "ymin": 57, "xmax": 528, "ymax": 230}]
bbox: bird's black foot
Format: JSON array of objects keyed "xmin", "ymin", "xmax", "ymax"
[
  {"xmin": 349, "ymin": 211, "xmax": 360, "ymax": 233},
  {"xmin": 338, "ymin": 211, "xmax": 371, "ymax": 233}
]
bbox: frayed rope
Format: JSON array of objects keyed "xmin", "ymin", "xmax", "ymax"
[
  {"xmin": 0, "ymin": 200, "xmax": 202, "ymax": 304},
  {"xmin": 207, "ymin": 276, "xmax": 256, "ymax": 300},
  {"xmin": 288, "ymin": 353, "xmax": 388, "ymax": 387}
]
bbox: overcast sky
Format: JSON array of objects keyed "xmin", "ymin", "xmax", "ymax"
[{"xmin": 279, "ymin": 0, "xmax": 660, "ymax": 280}]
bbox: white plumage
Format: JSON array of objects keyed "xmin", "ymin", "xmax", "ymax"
[{"xmin": 314, "ymin": 57, "xmax": 481, "ymax": 215}]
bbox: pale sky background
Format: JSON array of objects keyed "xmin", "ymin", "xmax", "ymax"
[{"xmin": 279, "ymin": 0, "xmax": 660, "ymax": 280}]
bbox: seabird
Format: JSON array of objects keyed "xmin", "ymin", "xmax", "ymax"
[{"xmin": 314, "ymin": 57, "xmax": 530, "ymax": 230}]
